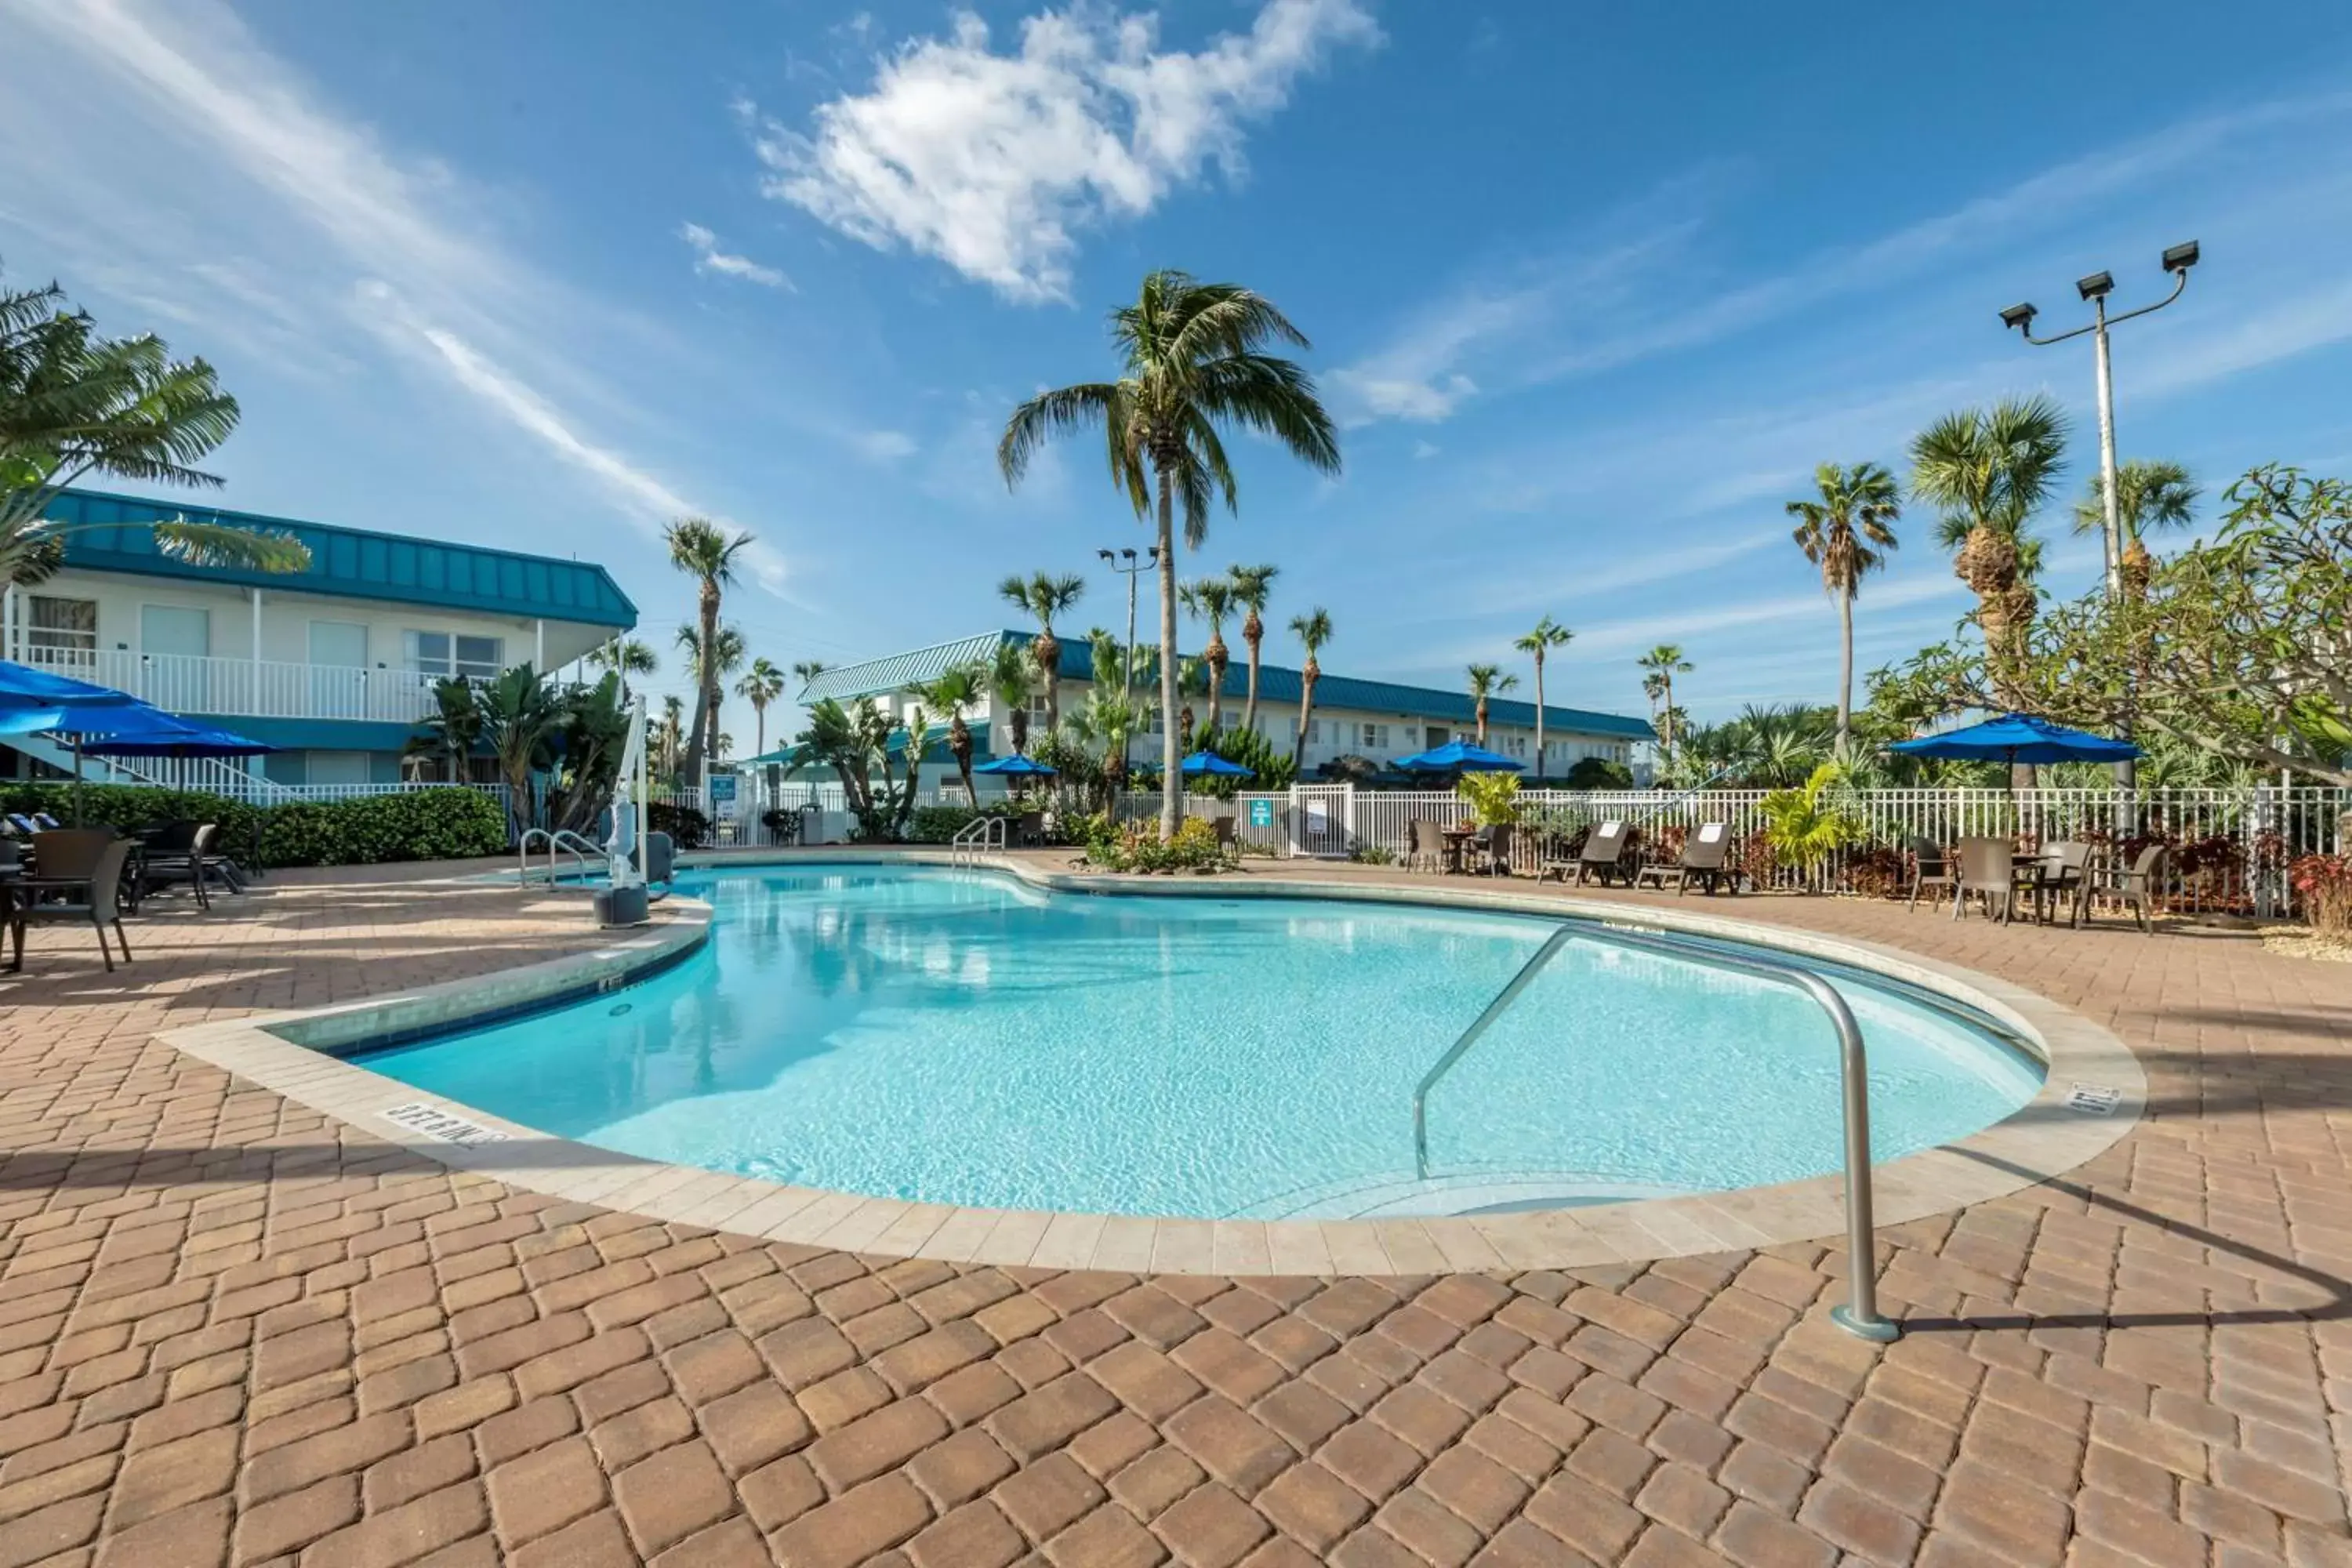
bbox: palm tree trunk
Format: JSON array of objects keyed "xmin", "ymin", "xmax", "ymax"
[
  {"xmin": 1243, "ymin": 619, "xmax": 1263, "ymax": 735},
  {"xmin": 1037, "ymin": 630, "xmax": 1060, "ymax": 738},
  {"xmin": 1205, "ymin": 645, "xmax": 1225, "ymax": 736},
  {"xmin": 1475, "ymin": 698, "xmax": 1488, "ymax": 747},
  {"xmin": 1835, "ymin": 588, "xmax": 1855, "ymax": 760},
  {"xmin": 1294, "ymin": 673, "xmax": 1314, "ymax": 771},
  {"xmin": 1155, "ymin": 471, "xmax": 1181, "ymax": 837},
  {"xmin": 1533, "ymin": 653, "xmax": 1546, "ymax": 782},
  {"xmin": 682, "ymin": 584, "xmax": 717, "ymax": 787}
]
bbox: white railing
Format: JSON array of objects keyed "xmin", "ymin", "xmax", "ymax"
[{"xmin": 17, "ymin": 648, "xmax": 444, "ymax": 724}]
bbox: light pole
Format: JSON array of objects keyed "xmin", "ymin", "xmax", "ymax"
[
  {"xmin": 1999, "ymin": 239, "xmax": 2200, "ymax": 598},
  {"xmin": 1099, "ymin": 546, "xmax": 1158, "ymax": 770}
]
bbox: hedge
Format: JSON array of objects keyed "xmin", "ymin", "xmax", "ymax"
[{"xmin": 0, "ymin": 782, "xmax": 509, "ymax": 869}]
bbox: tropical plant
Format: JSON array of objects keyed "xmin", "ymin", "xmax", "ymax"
[
  {"xmin": 1512, "ymin": 615, "xmax": 1573, "ymax": 779},
  {"xmin": 999, "ymin": 270, "xmax": 1341, "ymax": 835},
  {"xmin": 1192, "ymin": 723, "xmax": 1296, "ymax": 795},
  {"xmin": 1637, "ymin": 645, "xmax": 1692, "ymax": 754},
  {"xmin": 998, "ymin": 571, "xmax": 1085, "ymax": 735},
  {"xmin": 1, "ymin": 274, "xmax": 312, "ymax": 587},
  {"xmin": 1759, "ymin": 762, "xmax": 1866, "ymax": 884},
  {"xmin": 1456, "ymin": 771, "xmax": 1522, "ymax": 826},
  {"xmin": 790, "ymin": 659, "xmax": 829, "ymax": 688},
  {"xmin": 586, "ymin": 637, "xmax": 657, "ymax": 699},
  {"xmin": 734, "ymin": 656, "xmax": 786, "ymax": 760},
  {"xmin": 1227, "ymin": 562, "xmax": 1279, "ymax": 736},
  {"xmin": 1288, "ymin": 608, "xmax": 1333, "ymax": 771},
  {"xmin": 1179, "ymin": 575, "xmax": 1237, "ymax": 736},
  {"xmin": 544, "ymin": 673, "xmax": 630, "ymax": 837},
  {"xmin": 402, "ymin": 677, "xmax": 484, "ymax": 784},
  {"xmin": 2073, "ymin": 459, "xmax": 2198, "ymax": 595},
  {"xmin": 1910, "ymin": 396, "xmax": 2067, "ymax": 701},
  {"xmin": 1064, "ymin": 686, "xmax": 1141, "ymax": 797},
  {"xmin": 914, "ymin": 664, "xmax": 986, "ymax": 804},
  {"xmin": 1788, "ymin": 461, "xmax": 1902, "ymax": 759},
  {"xmin": 674, "ymin": 622, "xmax": 746, "ymax": 752},
  {"xmin": 985, "ymin": 641, "xmax": 1036, "ymax": 755},
  {"xmin": 664, "ymin": 516, "xmax": 754, "ymax": 783},
  {"xmin": 1465, "ymin": 662, "xmax": 1519, "ymax": 746},
  {"xmin": 475, "ymin": 665, "xmax": 565, "ymax": 837},
  {"xmin": 1565, "ymin": 757, "xmax": 1634, "ymax": 789},
  {"xmin": 1173, "ymin": 653, "xmax": 1211, "ymax": 746},
  {"xmin": 786, "ymin": 696, "xmax": 922, "ymax": 840}
]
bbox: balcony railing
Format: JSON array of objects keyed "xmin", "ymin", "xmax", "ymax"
[{"xmin": 16, "ymin": 648, "xmax": 446, "ymax": 725}]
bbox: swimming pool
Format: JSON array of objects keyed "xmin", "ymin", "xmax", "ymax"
[{"xmin": 358, "ymin": 864, "xmax": 2045, "ymax": 1220}]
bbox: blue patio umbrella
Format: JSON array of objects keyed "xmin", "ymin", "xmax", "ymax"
[
  {"xmin": 1394, "ymin": 739, "xmax": 1525, "ymax": 773},
  {"xmin": 974, "ymin": 754, "xmax": 1058, "ymax": 776},
  {"xmin": 77, "ymin": 715, "xmax": 276, "ymax": 758},
  {"xmin": 1178, "ymin": 750, "xmax": 1251, "ymax": 778},
  {"xmin": 0, "ymin": 659, "xmax": 140, "ymax": 735},
  {"xmin": 1889, "ymin": 713, "xmax": 2142, "ymax": 766}
]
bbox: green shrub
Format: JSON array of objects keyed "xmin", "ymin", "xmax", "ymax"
[
  {"xmin": 648, "ymin": 802, "xmax": 711, "ymax": 848},
  {"xmin": 1566, "ymin": 757, "xmax": 1635, "ymax": 789},
  {"xmin": 908, "ymin": 804, "xmax": 1008, "ymax": 843},
  {"xmin": 1, "ymin": 782, "xmax": 507, "ymax": 869},
  {"xmin": 1081, "ymin": 815, "xmax": 1232, "ymax": 874}
]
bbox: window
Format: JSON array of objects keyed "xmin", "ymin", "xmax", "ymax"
[
  {"xmin": 1359, "ymin": 723, "xmax": 1387, "ymax": 750},
  {"xmin": 25, "ymin": 597, "xmax": 96, "ymax": 666},
  {"xmin": 403, "ymin": 630, "xmax": 504, "ymax": 681}
]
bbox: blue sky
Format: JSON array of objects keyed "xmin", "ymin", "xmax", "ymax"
[{"xmin": 5, "ymin": 0, "xmax": 2350, "ymax": 750}]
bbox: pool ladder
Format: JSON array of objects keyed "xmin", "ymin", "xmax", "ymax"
[
  {"xmin": 518, "ymin": 828, "xmax": 602, "ymax": 887},
  {"xmin": 949, "ymin": 815, "xmax": 1007, "ymax": 865},
  {"xmin": 1412, "ymin": 921, "xmax": 1898, "ymax": 1343}
]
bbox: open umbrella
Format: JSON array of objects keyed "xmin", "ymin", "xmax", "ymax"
[
  {"xmin": 1889, "ymin": 713, "xmax": 2141, "ymax": 765},
  {"xmin": 0, "ymin": 659, "xmax": 139, "ymax": 739},
  {"xmin": 1178, "ymin": 750, "xmax": 1250, "ymax": 778},
  {"xmin": 974, "ymin": 754, "xmax": 1058, "ymax": 776},
  {"xmin": 1395, "ymin": 739, "xmax": 1524, "ymax": 773}
]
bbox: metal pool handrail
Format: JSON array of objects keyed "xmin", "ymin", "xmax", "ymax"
[
  {"xmin": 1410, "ymin": 920, "xmax": 1899, "ymax": 1343},
  {"xmin": 517, "ymin": 828, "xmax": 600, "ymax": 887},
  {"xmin": 949, "ymin": 814, "xmax": 1006, "ymax": 864}
]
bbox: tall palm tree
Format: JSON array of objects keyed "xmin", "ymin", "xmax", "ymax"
[
  {"xmin": 1000, "ymin": 270, "xmax": 1341, "ymax": 833},
  {"xmin": 2073, "ymin": 459, "xmax": 2197, "ymax": 595},
  {"xmin": 985, "ymin": 641, "xmax": 1036, "ymax": 756},
  {"xmin": 1227, "ymin": 562, "xmax": 1279, "ymax": 735},
  {"xmin": 1637, "ymin": 645, "xmax": 1693, "ymax": 753},
  {"xmin": 735, "ymin": 656, "xmax": 787, "ymax": 759},
  {"xmin": 915, "ymin": 665, "xmax": 985, "ymax": 804},
  {"xmin": 1910, "ymin": 396, "xmax": 2067, "ymax": 693},
  {"xmin": 1787, "ymin": 461, "xmax": 1902, "ymax": 759},
  {"xmin": 1465, "ymin": 663, "xmax": 1519, "ymax": 746},
  {"xmin": 1179, "ymin": 575, "xmax": 1237, "ymax": 737},
  {"xmin": 665, "ymin": 516, "xmax": 755, "ymax": 784},
  {"xmin": 998, "ymin": 572, "xmax": 1085, "ymax": 736},
  {"xmin": 1289, "ymin": 608, "xmax": 1332, "ymax": 771},
  {"xmin": 1512, "ymin": 615, "xmax": 1573, "ymax": 779},
  {"xmin": 674, "ymin": 623, "xmax": 746, "ymax": 772},
  {"xmin": 586, "ymin": 637, "xmax": 657, "ymax": 701},
  {"xmin": 656, "ymin": 695, "xmax": 684, "ymax": 780},
  {"xmin": 2, "ymin": 274, "xmax": 311, "ymax": 586}
]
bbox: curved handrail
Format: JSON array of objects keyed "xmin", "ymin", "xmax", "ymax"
[
  {"xmin": 949, "ymin": 814, "xmax": 1007, "ymax": 864},
  {"xmin": 1411, "ymin": 920, "xmax": 1898, "ymax": 1342},
  {"xmin": 517, "ymin": 827, "xmax": 599, "ymax": 887}
]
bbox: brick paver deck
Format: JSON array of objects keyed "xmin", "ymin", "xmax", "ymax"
[{"xmin": 1, "ymin": 860, "xmax": 2347, "ymax": 1566}]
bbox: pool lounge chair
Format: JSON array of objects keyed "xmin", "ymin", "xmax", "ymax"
[
  {"xmin": 1563, "ymin": 821, "xmax": 1637, "ymax": 886},
  {"xmin": 9, "ymin": 833, "xmax": 136, "ymax": 973},
  {"xmin": 1635, "ymin": 822, "xmax": 1737, "ymax": 895}
]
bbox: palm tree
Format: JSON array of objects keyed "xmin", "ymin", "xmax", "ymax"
[
  {"xmin": 586, "ymin": 637, "xmax": 658, "ymax": 700},
  {"xmin": 656, "ymin": 695, "xmax": 685, "ymax": 780},
  {"xmin": 1787, "ymin": 462, "xmax": 1902, "ymax": 759},
  {"xmin": 985, "ymin": 641, "xmax": 1037, "ymax": 755},
  {"xmin": 403, "ymin": 677, "xmax": 484, "ymax": 783},
  {"xmin": 1227, "ymin": 563, "xmax": 1279, "ymax": 735},
  {"xmin": 998, "ymin": 572, "xmax": 1085, "ymax": 736},
  {"xmin": 477, "ymin": 664, "xmax": 564, "ymax": 837},
  {"xmin": 1179, "ymin": 575, "xmax": 1237, "ymax": 737},
  {"xmin": 915, "ymin": 665, "xmax": 986, "ymax": 804},
  {"xmin": 1512, "ymin": 616, "xmax": 1573, "ymax": 779},
  {"xmin": 1288, "ymin": 608, "xmax": 1332, "ymax": 771},
  {"xmin": 790, "ymin": 659, "xmax": 829, "ymax": 687},
  {"xmin": 1637, "ymin": 645, "xmax": 1693, "ymax": 754},
  {"xmin": 1465, "ymin": 663, "xmax": 1518, "ymax": 746},
  {"xmin": 1000, "ymin": 270, "xmax": 1341, "ymax": 834},
  {"xmin": 735, "ymin": 656, "xmax": 787, "ymax": 759},
  {"xmin": 664, "ymin": 516, "xmax": 754, "ymax": 786},
  {"xmin": 2074, "ymin": 459, "xmax": 2197, "ymax": 595},
  {"xmin": 1910, "ymin": 397, "xmax": 2067, "ymax": 702},
  {"xmin": 2, "ymin": 274, "xmax": 311, "ymax": 587}
]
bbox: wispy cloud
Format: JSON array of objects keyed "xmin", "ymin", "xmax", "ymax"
[
  {"xmin": 679, "ymin": 222, "xmax": 793, "ymax": 289},
  {"xmin": 855, "ymin": 429, "xmax": 919, "ymax": 461},
  {"xmin": 741, "ymin": 0, "xmax": 1379, "ymax": 302}
]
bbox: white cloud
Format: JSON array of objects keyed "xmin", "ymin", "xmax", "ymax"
[
  {"xmin": 742, "ymin": 0, "xmax": 1378, "ymax": 301},
  {"xmin": 1410, "ymin": 439, "xmax": 1439, "ymax": 460},
  {"xmin": 679, "ymin": 221, "xmax": 793, "ymax": 289},
  {"xmin": 855, "ymin": 429, "xmax": 919, "ymax": 461}
]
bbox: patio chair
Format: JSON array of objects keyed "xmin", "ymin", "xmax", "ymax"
[
  {"xmin": 142, "ymin": 822, "xmax": 230, "ymax": 911},
  {"xmin": 1571, "ymin": 821, "xmax": 1637, "ymax": 887},
  {"xmin": 8, "ymin": 833, "xmax": 136, "ymax": 973},
  {"xmin": 1471, "ymin": 822, "xmax": 1515, "ymax": 877},
  {"xmin": 1951, "ymin": 837, "xmax": 2016, "ymax": 923},
  {"xmin": 1635, "ymin": 822, "xmax": 1737, "ymax": 895},
  {"xmin": 2103, "ymin": 844, "xmax": 2168, "ymax": 934},
  {"xmin": 1405, "ymin": 819, "xmax": 1447, "ymax": 873},
  {"xmin": 2032, "ymin": 840, "xmax": 2096, "ymax": 927},
  {"xmin": 1904, "ymin": 837, "xmax": 1955, "ymax": 911},
  {"xmin": 1016, "ymin": 811, "xmax": 1045, "ymax": 849}
]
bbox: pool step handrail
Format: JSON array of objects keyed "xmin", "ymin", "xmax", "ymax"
[
  {"xmin": 1411, "ymin": 921, "xmax": 1899, "ymax": 1344},
  {"xmin": 949, "ymin": 814, "xmax": 1007, "ymax": 865},
  {"xmin": 517, "ymin": 827, "xmax": 600, "ymax": 887}
]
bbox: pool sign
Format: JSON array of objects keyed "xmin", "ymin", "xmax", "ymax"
[
  {"xmin": 1249, "ymin": 798, "xmax": 1274, "ymax": 829},
  {"xmin": 709, "ymin": 773, "xmax": 739, "ymax": 822}
]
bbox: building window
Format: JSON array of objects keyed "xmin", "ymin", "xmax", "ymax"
[
  {"xmin": 25, "ymin": 597, "xmax": 97, "ymax": 666},
  {"xmin": 1359, "ymin": 723, "xmax": 1387, "ymax": 750},
  {"xmin": 403, "ymin": 630, "xmax": 504, "ymax": 681}
]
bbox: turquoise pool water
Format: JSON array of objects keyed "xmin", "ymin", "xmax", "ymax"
[{"xmin": 359, "ymin": 865, "xmax": 2044, "ymax": 1219}]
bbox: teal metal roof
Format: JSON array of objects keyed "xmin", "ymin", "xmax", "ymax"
[
  {"xmin": 44, "ymin": 488, "xmax": 637, "ymax": 629},
  {"xmin": 800, "ymin": 630, "xmax": 1653, "ymax": 740}
]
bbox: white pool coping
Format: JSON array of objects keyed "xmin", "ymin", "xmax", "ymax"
[{"xmin": 154, "ymin": 851, "xmax": 2145, "ymax": 1276}]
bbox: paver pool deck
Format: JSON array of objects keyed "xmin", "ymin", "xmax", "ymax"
[{"xmin": 0, "ymin": 851, "xmax": 2347, "ymax": 1567}]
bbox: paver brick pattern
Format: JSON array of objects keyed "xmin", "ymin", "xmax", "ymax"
[{"xmin": 1, "ymin": 858, "xmax": 2350, "ymax": 1566}]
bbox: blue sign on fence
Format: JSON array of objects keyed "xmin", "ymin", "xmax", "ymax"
[{"xmin": 1249, "ymin": 798, "xmax": 1274, "ymax": 829}]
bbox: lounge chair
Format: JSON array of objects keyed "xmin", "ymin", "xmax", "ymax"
[
  {"xmin": 9, "ymin": 833, "xmax": 136, "ymax": 972},
  {"xmin": 2103, "ymin": 844, "xmax": 2168, "ymax": 934},
  {"xmin": 1635, "ymin": 822, "xmax": 1737, "ymax": 895},
  {"xmin": 142, "ymin": 822, "xmax": 237, "ymax": 909},
  {"xmin": 1904, "ymin": 836, "xmax": 1955, "ymax": 911},
  {"xmin": 1951, "ymin": 837, "xmax": 2016, "ymax": 923},
  {"xmin": 1567, "ymin": 821, "xmax": 1637, "ymax": 886}
]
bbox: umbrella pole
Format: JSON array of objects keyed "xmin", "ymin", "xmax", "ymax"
[{"xmin": 73, "ymin": 738, "xmax": 84, "ymax": 828}]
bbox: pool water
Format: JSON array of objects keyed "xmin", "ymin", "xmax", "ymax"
[{"xmin": 360, "ymin": 866, "xmax": 2044, "ymax": 1218}]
